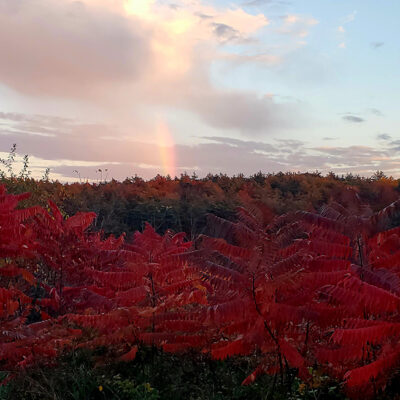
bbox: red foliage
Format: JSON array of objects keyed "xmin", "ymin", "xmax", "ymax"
[{"xmin": 1, "ymin": 184, "xmax": 400, "ymax": 399}]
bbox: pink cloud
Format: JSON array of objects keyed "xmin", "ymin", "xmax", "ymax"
[
  {"xmin": 0, "ymin": 0, "xmax": 305, "ymax": 142},
  {"xmin": 0, "ymin": 1, "xmax": 151, "ymax": 97}
]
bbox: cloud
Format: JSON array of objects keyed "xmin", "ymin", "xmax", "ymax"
[
  {"xmin": 0, "ymin": 111, "xmax": 301, "ymax": 178},
  {"xmin": 339, "ymin": 108, "xmax": 382, "ymax": 123},
  {"xmin": 202, "ymin": 136, "xmax": 278, "ymax": 152},
  {"xmin": 188, "ymin": 90, "xmax": 300, "ymax": 133},
  {"xmin": 0, "ymin": 113, "xmax": 288, "ymax": 179},
  {"xmin": 342, "ymin": 11, "xmax": 357, "ymax": 25},
  {"xmin": 194, "ymin": 12, "xmax": 213, "ymax": 20},
  {"xmin": 336, "ymin": 11, "xmax": 356, "ymax": 49},
  {"xmin": 1, "ymin": 0, "xmax": 299, "ymax": 136},
  {"xmin": 313, "ymin": 146, "xmax": 375, "ymax": 157},
  {"xmin": 274, "ymin": 138, "xmax": 305, "ymax": 149},
  {"xmin": 309, "ymin": 145, "xmax": 400, "ymax": 176},
  {"xmin": 2, "ymin": 111, "xmax": 400, "ymax": 180},
  {"xmin": 0, "ymin": 0, "xmax": 151, "ymax": 98},
  {"xmin": 390, "ymin": 140, "xmax": 400, "ymax": 153},
  {"xmin": 342, "ymin": 115, "xmax": 365, "ymax": 123},
  {"xmin": 278, "ymin": 14, "xmax": 319, "ymax": 38},
  {"xmin": 211, "ymin": 22, "xmax": 241, "ymax": 42},
  {"xmin": 370, "ymin": 41, "xmax": 384, "ymax": 49},
  {"xmin": 368, "ymin": 108, "xmax": 384, "ymax": 116},
  {"xmin": 377, "ymin": 133, "xmax": 392, "ymax": 141},
  {"xmin": 241, "ymin": 0, "xmax": 291, "ymax": 7}
]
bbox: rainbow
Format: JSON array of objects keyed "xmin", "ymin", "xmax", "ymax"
[{"xmin": 156, "ymin": 120, "xmax": 176, "ymax": 178}]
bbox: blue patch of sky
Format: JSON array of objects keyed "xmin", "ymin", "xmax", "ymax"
[{"xmin": 209, "ymin": 0, "xmax": 399, "ymax": 144}]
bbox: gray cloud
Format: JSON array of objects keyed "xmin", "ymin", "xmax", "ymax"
[
  {"xmin": 389, "ymin": 140, "xmax": 400, "ymax": 153},
  {"xmin": 211, "ymin": 23, "xmax": 240, "ymax": 41},
  {"xmin": 168, "ymin": 3, "xmax": 181, "ymax": 10},
  {"xmin": 369, "ymin": 108, "xmax": 384, "ymax": 116},
  {"xmin": 187, "ymin": 88, "xmax": 300, "ymax": 134},
  {"xmin": 195, "ymin": 12, "xmax": 214, "ymax": 19},
  {"xmin": 342, "ymin": 115, "xmax": 365, "ymax": 123},
  {"xmin": 370, "ymin": 42, "xmax": 384, "ymax": 49},
  {"xmin": 201, "ymin": 136, "xmax": 278, "ymax": 152},
  {"xmin": 377, "ymin": 133, "xmax": 392, "ymax": 141}
]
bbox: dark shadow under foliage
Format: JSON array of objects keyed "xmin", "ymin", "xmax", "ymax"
[{"xmin": 1, "ymin": 347, "xmax": 347, "ymax": 400}]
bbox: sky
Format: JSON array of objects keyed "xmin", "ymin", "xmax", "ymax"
[{"xmin": 0, "ymin": 0, "xmax": 399, "ymax": 181}]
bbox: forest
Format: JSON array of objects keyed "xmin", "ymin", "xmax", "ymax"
[{"xmin": 1, "ymin": 166, "xmax": 400, "ymax": 400}]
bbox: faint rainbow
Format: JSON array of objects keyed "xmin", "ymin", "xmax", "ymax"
[{"xmin": 156, "ymin": 120, "xmax": 176, "ymax": 178}]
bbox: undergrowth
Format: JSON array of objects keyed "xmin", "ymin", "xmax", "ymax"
[{"xmin": 1, "ymin": 347, "xmax": 347, "ymax": 400}]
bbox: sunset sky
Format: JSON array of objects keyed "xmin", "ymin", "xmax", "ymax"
[{"xmin": 1, "ymin": 0, "xmax": 399, "ymax": 181}]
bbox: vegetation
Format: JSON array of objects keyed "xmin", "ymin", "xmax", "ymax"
[
  {"xmin": 1, "ymin": 145, "xmax": 400, "ymax": 239},
  {"xmin": 1, "ymin": 347, "xmax": 350, "ymax": 400},
  {"xmin": 2, "ymin": 146, "xmax": 400, "ymax": 399}
]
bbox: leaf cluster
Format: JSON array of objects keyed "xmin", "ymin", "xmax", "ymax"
[{"xmin": 1, "ymin": 183, "xmax": 400, "ymax": 400}]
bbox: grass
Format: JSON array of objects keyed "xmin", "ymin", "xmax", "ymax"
[{"xmin": 0, "ymin": 347, "xmax": 348, "ymax": 400}]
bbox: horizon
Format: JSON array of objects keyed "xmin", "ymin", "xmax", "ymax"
[
  {"xmin": 1, "ymin": 0, "xmax": 399, "ymax": 181},
  {"xmin": 1, "ymin": 144, "xmax": 396, "ymax": 185}
]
